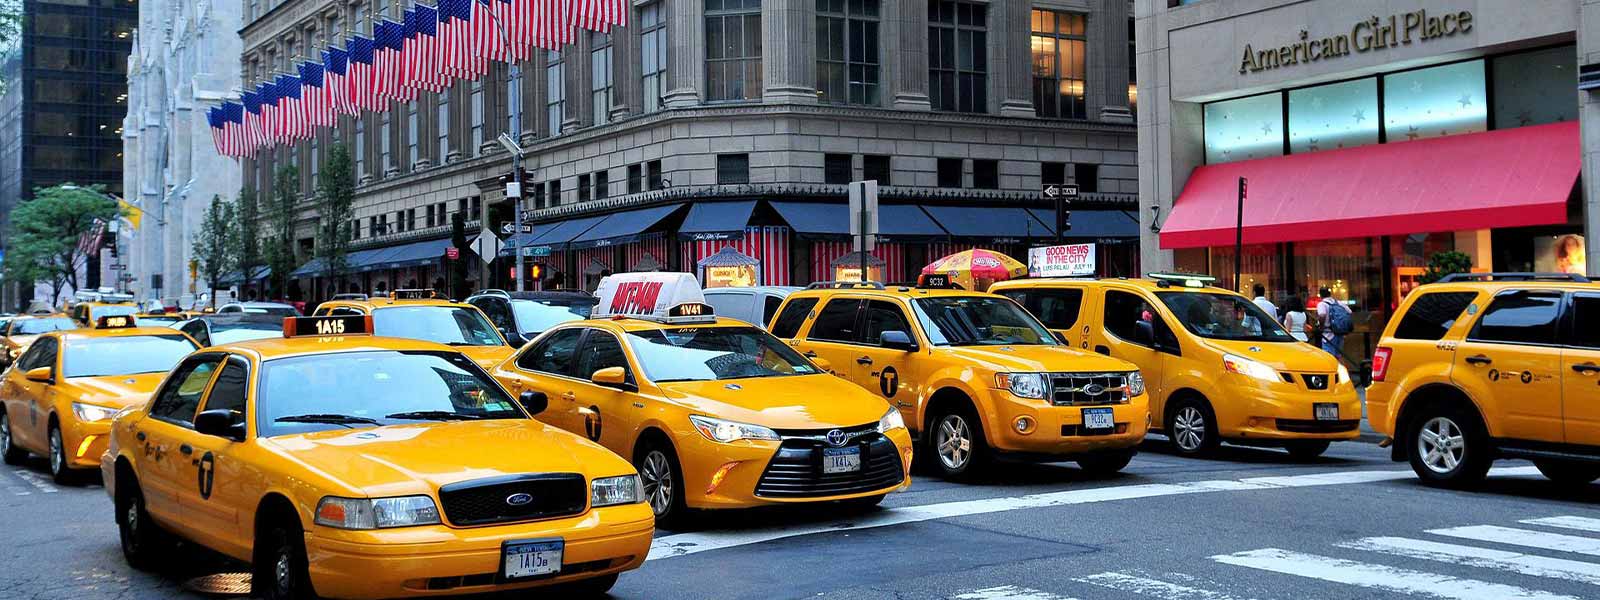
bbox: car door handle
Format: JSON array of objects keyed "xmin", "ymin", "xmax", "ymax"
[
  {"xmin": 1573, "ymin": 363, "xmax": 1600, "ymax": 375},
  {"xmin": 135, "ymin": 432, "xmax": 145, "ymax": 442},
  {"xmin": 1465, "ymin": 355, "xmax": 1493, "ymax": 366},
  {"xmin": 562, "ymin": 391, "xmax": 576, "ymax": 401},
  {"xmin": 803, "ymin": 351, "xmax": 818, "ymax": 358},
  {"xmin": 178, "ymin": 444, "xmax": 193, "ymax": 456},
  {"xmin": 856, "ymin": 356, "xmax": 874, "ymax": 366}
]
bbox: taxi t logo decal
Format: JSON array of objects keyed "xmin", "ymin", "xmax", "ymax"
[
  {"xmin": 197, "ymin": 452, "xmax": 216, "ymax": 500},
  {"xmin": 584, "ymin": 406, "xmax": 603, "ymax": 442},
  {"xmin": 1520, "ymin": 371, "xmax": 1534, "ymax": 384},
  {"xmin": 879, "ymin": 366, "xmax": 899, "ymax": 398}
]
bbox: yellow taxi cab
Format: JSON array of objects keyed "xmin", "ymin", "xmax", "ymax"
[
  {"xmin": 1368, "ymin": 272, "xmax": 1600, "ymax": 487},
  {"xmin": 134, "ymin": 311, "xmax": 187, "ymax": 327},
  {"xmin": 989, "ymin": 273, "xmax": 1360, "ymax": 460},
  {"xmin": 491, "ymin": 273, "xmax": 913, "ymax": 525},
  {"xmin": 102, "ymin": 314, "xmax": 653, "ymax": 599},
  {"xmin": 0, "ymin": 314, "xmax": 79, "ymax": 369},
  {"xmin": 0, "ymin": 316, "xmax": 199, "ymax": 483},
  {"xmin": 69, "ymin": 289, "xmax": 141, "ymax": 328},
  {"xmin": 311, "ymin": 290, "xmax": 513, "ymax": 369},
  {"xmin": 770, "ymin": 275, "xmax": 1149, "ymax": 480}
]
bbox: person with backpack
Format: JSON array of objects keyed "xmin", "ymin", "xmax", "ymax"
[{"xmin": 1316, "ymin": 286, "xmax": 1354, "ymax": 362}]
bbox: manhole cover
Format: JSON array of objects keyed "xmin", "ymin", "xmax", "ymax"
[{"xmin": 183, "ymin": 572, "xmax": 252, "ymax": 596}]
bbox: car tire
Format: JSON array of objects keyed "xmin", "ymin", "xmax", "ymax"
[
  {"xmin": 929, "ymin": 407, "xmax": 988, "ymax": 481},
  {"xmin": 636, "ymin": 440, "xmax": 689, "ymax": 529},
  {"xmin": 1407, "ymin": 403, "xmax": 1492, "ymax": 488},
  {"xmin": 1166, "ymin": 396, "xmax": 1220, "ymax": 457},
  {"xmin": 116, "ymin": 475, "xmax": 171, "ymax": 571},
  {"xmin": 0, "ymin": 412, "xmax": 25, "ymax": 465},
  {"xmin": 256, "ymin": 517, "xmax": 316, "ymax": 600},
  {"xmin": 1076, "ymin": 449, "xmax": 1136, "ymax": 476},
  {"xmin": 1534, "ymin": 459, "xmax": 1600, "ymax": 487},
  {"xmin": 48, "ymin": 423, "xmax": 76, "ymax": 485},
  {"xmin": 1284, "ymin": 440, "xmax": 1331, "ymax": 461},
  {"xmin": 555, "ymin": 574, "xmax": 620, "ymax": 597}
]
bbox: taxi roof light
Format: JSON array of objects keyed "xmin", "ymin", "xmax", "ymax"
[
  {"xmin": 1147, "ymin": 272, "xmax": 1218, "ymax": 288},
  {"xmin": 592, "ymin": 272, "xmax": 719, "ymax": 325},
  {"xmin": 74, "ymin": 289, "xmax": 136, "ymax": 304},
  {"xmin": 96, "ymin": 315, "xmax": 136, "ymax": 329},
  {"xmin": 805, "ymin": 281, "xmax": 886, "ymax": 290},
  {"xmin": 390, "ymin": 289, "xmax": 440, "ymax": 301},
  {"xmin": 283, "ymin": 315, "xmax": 374, "ymax": 338}
]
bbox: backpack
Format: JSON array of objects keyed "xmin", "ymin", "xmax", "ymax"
[{"xmin": 1324, "ymin": 299, "xmax": 1353, "ymax": 335}]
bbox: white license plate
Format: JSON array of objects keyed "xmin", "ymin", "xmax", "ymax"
[
  {"xmin": 1314, "ymin": 403, "xmax": 1339, "ymax": 421},
  {"xmin": 1082, "ymin": 407, "xmax": 1116, "ymax": 431},
  {"xmin": 823, "ymin": 446, "xmax": 862, "ymax": 474},
  {"xmin": 502, "ymin": 540, "xmax": 563, "ymax": 580}
]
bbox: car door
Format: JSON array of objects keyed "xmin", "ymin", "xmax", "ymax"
[
  {"xmin": 20, "ymin": 337, "xmax": 60, "ymax": 452},
  {"xmin": 179, "ymin": 355, "xmax": 255, "ymax": 557},
  {"xmin": 1454, "ymin": 290, "xmax": 1565, "ymax": 443},
  {"xmin": 853, "ymin": 300, "xmax": 923, "ymax": 417},
  {"xmin": 1563, "ymin": 293, "xmax": 1600, "ymax": 447},
  {"xmin": 796, "ymin": 298, "xmax": 866, "ymax": 381},
  {"xmin": 1094, "ymin": 289, "xmax": 1173, "ymax": 417},
  {"xmin": 569, "ymin": 330, "xmax": 637, "ymax": 450},
  {"xmin": 5, "ymin": 338, "xmax": 55, "ymax": 453},
  {"xmin": 508, "ymin": 328, "xmax": 587, "ymax": 435},
  {"xmin": 135, "ymin": 354, "xmax": 226, "ymax": 534}
]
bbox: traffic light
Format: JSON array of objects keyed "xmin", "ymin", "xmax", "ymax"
[{"xmin": 529, "ymin": 263, "xmax": 544, "ymax": 281}]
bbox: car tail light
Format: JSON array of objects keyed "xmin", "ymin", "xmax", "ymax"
[{"xmin": 1372, "ymin": 347, "xmax": 1393, "ymax": 382}]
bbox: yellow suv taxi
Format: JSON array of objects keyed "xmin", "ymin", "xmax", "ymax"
[
  {"xmin": 492, "ymin": 273, "xmax": 912, "ymax": 525},
  {"xmin": 102, "ymin": 315, "xmax": 652, "ymax": 599},
  {"xmin": 0, "ymin": 316, "xmax": 199, "ymax": 483},
  {"xmin": 990, "ymin": 274, "xmax": 1359, "ymax": 460},
  {"xmin": 771, "ymin": 278, "xmax": 1149, "ymax": 480},
  {"xmin": 312, "ymin": 290, "xmax": 513, "ymax": 368},
  {"xmin": 1369, "ymin": 272, "xmax": 1600, "ymax": 487},
  {"xmin": 69, "ymin": 289, "xmax": 141, "ymax": 328}
]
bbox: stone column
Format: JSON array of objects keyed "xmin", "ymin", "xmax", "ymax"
[
  {"xmin": 519, "ymin": 57, "xmax": 539, "ymax": 145},
  {"xmin": 663, "ymin": 0, "xmax": 704, "ymax": 108},
  {"xmin": 762, "ymin": 0, "xmax": 816, "ymax": 104},
  {"xmin": 1582, "ymin": 0, "xmax": 1600, "ymax": 277},
  {"xmin": 565, "ymin": 35, "xmax": 590, "ymax": 131},
  {"xmin": 1094, "ymin": 0, "xmax": 1133, "ymax": 123},
  {"xmin": 990, "ymin": 0, "xmax": 1033, "ymax": 117},
  {"xmin": 611, "ymin": 22, "xmax": 641, "ymax": 120},
  {"xmin": 885, "ymin": 0, "xmax": 930, "ymax": 111}
]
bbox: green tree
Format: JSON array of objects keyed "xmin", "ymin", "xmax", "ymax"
[
  {"xmin": 190, "ymin": 195, "xmax": 240, "ymax": 308},
  {"xmin": 237, "ymin": 187, "xmax": 262, "ymax": 286},
  {"xmin": 1421, "ymin": 251, "xmax": 1474, "ymax": 284},
  {"xmin": 315, "ymin": 144, "xmax": 356, "ymax": 296},
  {"xmin": 265, "ymin": 166, "xmax": 300, "ymax": 300},
  {"xmin": 5, "ymin": 184, "xmax": 122, "ymax": 304}
]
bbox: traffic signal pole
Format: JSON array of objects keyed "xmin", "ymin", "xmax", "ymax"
[{"xmin": 482, "ymin": 4, "xmax": 527, "ymax": 292}]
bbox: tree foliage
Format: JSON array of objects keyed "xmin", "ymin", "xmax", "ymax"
[
  {"xmin": 4, "ymin": 184, "xmax": 122, "ymax": 304},
  {"xmin": 1422, "ymin": 251, "xmax": 1474, "ymax": 284},
  {"xmin": 190, "ymin": 195, "xmax": 240, "ymax": 307},
  {"xmin": 265, "ymin": 166, "xmax": 300, "ymax": 299},
  {"xmin": 315, "ymin": 143, "xmax": 356, "ymax": 289},
  {"xmin": 237, "ymin": 187, "xmax": 262, "ymax": 277}
]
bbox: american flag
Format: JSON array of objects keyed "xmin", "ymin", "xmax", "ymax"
[
  {"xmin": 207, "ymin": 106, "xmax": 230, "ymax": 158},
  {"xmin": 276, "ymin": 74, "xmax": 306, "ymax": 142},
  {"xmin": 298, "ymin": 61, "xmax": 333, "ymax": 128},
  {"xmin": 222, "ymin": 101, "xmax": 247, "ymax": 157},
  {"xmin": 411, "ymin": 4, "xmax": 445, "ymax": 92},
  {"xmin": 438, "ymin": 0, "xmax": 473, "ymax": 80},
  {"xmin": 397, "ymin": 8, "xmax": 422, "ymax": 102},
  {"xmin": 462, "ymin": 0, "xmax": 492, "ymax": 78},
  {"xmin": 572, "ymin": 0, "xmax": 628, "ymax": 33},
  {"xmin": 323, "ymin": 47, "xmax": 356, "ymax": 116},
  {"xmin": 530, "ymin": 0, "xmax": 573, "ymax": 51},
  {"xmin": 373, "ymin": 20, "xmax": 405, "ymax": 108},
  {"xmin": 241, "ymin": 90, "xmax": 264, "ymax": 151},
  {"xmin": 256, "ymin": 82, "xmax": 279, "ymax": 145},
  {"xmin": 346, "ymin": 35, "xmax": 376, "ymax": 111}
]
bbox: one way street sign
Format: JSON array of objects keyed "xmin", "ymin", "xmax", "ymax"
[
  {"xmin": 500, "ymin": 222, "xmax": 534, "ymax": 235},
  {"xmin": 1042, "ymin": 184, "xmax": 1079, "ymax": 199}
]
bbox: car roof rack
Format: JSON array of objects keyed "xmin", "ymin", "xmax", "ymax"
[
  {"xmin": 1436, "ymin": 272, "xmax": 1592, "ymax": 283},
  {"xmin": 806, "ymin": 281, "xmax": 886, "ymax": 290}
]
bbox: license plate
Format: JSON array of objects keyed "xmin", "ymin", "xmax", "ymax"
[
  {"xmin": 1314, "ymin": 403, "xmax": 1339, "ymax": 421},
  {"xmin": 502, "ymin": 539, "xmax": 563, "ymax": 580},
  {"xmin": 823, "ymin": 446, "xmax": 862, "ymax": 474},
  {"xmin": 1082, "ymin": 407, "xmax": 1115, "ymax": 431}
]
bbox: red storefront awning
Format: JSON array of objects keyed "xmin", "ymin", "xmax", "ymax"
[{"xmin": 1160, "ymin": 121, "xmax": 1580, "ymax": 249}]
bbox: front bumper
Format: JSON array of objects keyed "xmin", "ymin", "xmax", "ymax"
[
  {"xmin": 305, "ymin": 502, "xmax": 654, "ymax": 599},
  {"xmin": 1212, "ymin": 377, "xmax": 1362, "ymax": 441},
  {"xmin": 982, "ymin": 391, "xmax": 1150, "ymax": 455},
  {"xmin": 62, "ymin": 418, "xmax": 112, "ymax": 470},
  {"xmin": 675, "ymin": 427, "xmax": 914, "ymax": 510}
]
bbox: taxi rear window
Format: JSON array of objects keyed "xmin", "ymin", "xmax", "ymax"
[
  {"xmin": 63, "ymin": 335, "xmax": 198, "ymax": 378},
  {"xmin": 371, "ymin": 306, "xmax": 503, "ymax": 346},
  {"xmin": 1393, "ymin": 292, "xmax": 1477, "ymax": 341}
]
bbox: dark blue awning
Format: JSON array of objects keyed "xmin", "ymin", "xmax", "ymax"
[
  {"xmin": 569, "ymin": 204, "xmax": 683, "ymax": 249},
  {"xmin": 219, "ymin": 265, "xmax": 271, "ymax": 285},
  {"xmin": 347, "ymin": 246, "xmax": 403, "ymax": 273},
  {"xmin": 679, "ymin": 200, "xmax": 756, "ymax": 241},
  {"xmin": 922, "ymin": 206, "xmax": 1053, "ymax": 242},
  {"xmin": 1025, "ymin": 208, "xmax": 1140, "ymax": 241},
  {"xmin": 289, "ymin": 257, "xmax": 327, "ymax": 278},
  {"xmin": 372, "ymin": 237, "xmax": 455, "ymax": 270},
  {"xmin": 769, "ymin": 202, "xmax": 949, "ymax": 241},
  {"xmin": 518, "ymin": 214, "xmax": 609, "ymax": 254}
]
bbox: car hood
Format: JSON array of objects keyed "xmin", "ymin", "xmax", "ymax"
[
  {"xmin": 938, "ymin": 345, "xmax": 1138, "ymax": 374},
  {"xmin": 58, "ymin": 372, "xmax": 168, "ymax": 410},
  {"xmin": 457, "ymin": 345, "xmax": 516, "ymax": 369},
  {"xmin": 657, "ymin": 374, "xmax": 891, "ymax": 430},
  {"xmin": 263, "ymin": 420, "xmax": 631, "ymax": 497},
  {"xmin": 1202, "ymin": 339, "xmax": 1339, "ymax": 372}
]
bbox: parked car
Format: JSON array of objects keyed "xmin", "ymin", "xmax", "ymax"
[
  {"xmin": 214, "ymin": 301, "xmax": 301, "ymax": 317},
  {"xmin": 467, "ymin": 289, "xmax": 598, "ymax": 347},
  {"xmin": 702, "ymin": 286, "xmax": 801, "ymax": 329}
]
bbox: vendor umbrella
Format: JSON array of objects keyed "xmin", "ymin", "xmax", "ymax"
[{"xmin": 921, "ymin": 249, "xmax": 1027, "ymax": 292}]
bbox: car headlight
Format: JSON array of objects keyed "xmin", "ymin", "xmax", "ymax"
[
  {"xmin": 72, "ymin": 402, "xmax": 119, "ymax": 423},
  {"xmin": 689, "ymin": 415, "xmax": 781, "ymax": 444},
  {"xmin": 877, "ymin": 407, "xmax": 906, "ymax": 433},
  {"xmin": 1127, "ymin": 372, "xmax": 1146, "ymax": 397},
  {"xmin": 314, "ymin": 495, "xmax": 441, "ymax": 529},
  {"xmin": 1337, "ymin": 362, "xmax": 1351, "ymax": 384},
  {"xmin": 591, "ymin": 475, "xmax": 643, "ymax": 508},
  {"xmin": 996, "ymin": 373, "xmax": 1048, "ymax": 399},
  {"xmin": 1223, "ymin": 354, "xmax": 1280, "ymax": 383}
]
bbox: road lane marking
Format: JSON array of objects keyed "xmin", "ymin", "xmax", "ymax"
[
  {"xmin": 1522, "ymin": 516, "xmax": 1600, "ymax": 534},
  {"xmin": 647, "ymin": 466, "xmax": 1540, "ymax": 561},
  {"xmin": 1339, "ymin": 536, "xmax": 1600, "ymax": 586},
  {"xmin": 952, "ymin": 585, "xmax": 1082, "ymax": 600},
  {"xmin": 1212, "ymin": 548, "xmax": 1580, "ymax": 600},
  {"xmin": 1076, "ymin": 572, "xmax": 1257, "ymax": 600},
  {"xmin": 11, "ymin": 468, "xmax": 58, "ymax": 493},
  {"xmin": 1, "ymin": 470, "xmax": 28, "ymax": 495},
  {"xmin": 1430, "ymin": 525, "xmax": 1600, "ymax": 558}
]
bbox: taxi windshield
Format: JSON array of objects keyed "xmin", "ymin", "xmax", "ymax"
[
  {"xmin": 13, "ymin": 317, "xmax": 77, "ymax": 335},
  {"xmin": 625, "ymin": 326, "xmax": 820, "ymax": 382},
  {"xmin": 210, "ymin": 322, "xmax": 283, "ymax": 345},
  {"xmin": 94, "ymin": 305, "xmax": 139, "ymax": 318},
  {"xmin": 512, "ymin": 300, "xmax": 591, "ymax": 333},
  {"xmin": 371, "ymin": 306, "xmax": 504, "ymax": 346},
  {"xmin": 912, "ymin": 297, "xmax": 1057, "ymax": 346},
  {"xmin": 257, "ymin": 350, "xmax": 523, "ymax": 437},
  {"xmin": 62, "ymin": 335, "xmax": 197, "ymax": 378},
  {"xmin": 1157, "ymin": 292, "xmax": 1296, "ymax": 342}
]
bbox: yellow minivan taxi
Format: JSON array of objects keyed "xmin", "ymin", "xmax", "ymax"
[
  {"xmin": 312, "ymin": 289, "xmax": 513, "ymax": 368},
  {"xmin": 492, "ymin": 273, "xmax": 913, "ymax": 526},
  {"xmin": 990, "ymin": 274, "xmax": 1359, "ymax": 459},
  {"xmin": 102, "ymin": 315, "xmax": 652, "ymax": 599}
]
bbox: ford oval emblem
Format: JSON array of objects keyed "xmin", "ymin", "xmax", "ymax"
[
  {"xmin": 826, "ymin": 429, "xmax": 849, "ymax": 447},
  {"xmin": 505, "ymin": 493, "xmax": 534, "ymax": 506},
  {"xmin": 1082, "ymin": 383, "xmax": 1106, "ymax": 397}
]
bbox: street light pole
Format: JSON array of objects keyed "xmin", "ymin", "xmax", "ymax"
[{"xmin": 481, "ymin": 1, "xmax": 527, "ymax": 292}]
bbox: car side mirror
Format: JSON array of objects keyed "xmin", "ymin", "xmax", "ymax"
[
  {"xmin": 24, "ymin": 367, "xmax": 53, "ymax": 384},
  {"xmin": 880, "ymin": 330, "xmax": 918, "ymax": 352},
  {"xmin": 590, "ymin": 366, "xmax": 630, "ymax": 390},
  {"xmin": 811, "ymin": 357, "xmax": 833, "ymax": 373},
  {"xmin": 194, "ymin": 409, "xmax": 245, "ymax": 441},
  {"xmin": 1133, "ymin": 321, "xmax": 1156, "ymax": 347},
  {"xmin": 518, "ymin": 390, "xmax": 549, "ymax": 415},
  {"xmin": 501, "ymin": 328, "xmax": 525, "ymax": 348}
]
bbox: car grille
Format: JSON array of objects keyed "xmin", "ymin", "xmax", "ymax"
[
  {"xmin": 1275, "ymin": 418, "xmax": 1360, "ymax": 434},
  {"xmin": 437, "ymin": 473, "xmax": 588, "ymax": 527},
  {"xmin": 755, "ymin": 425, "xmax": 904, "ymax": 499},
  {"xmin": 1050, "ymin": 372, "xmax": 1133, "ymax": 406}
]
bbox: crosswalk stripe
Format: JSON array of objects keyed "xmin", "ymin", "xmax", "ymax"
[
  {"xmin": 0, "ymin": 470, "xmax": 28, "ymax": 496},
  {"xmin": 1212, "ymin": 548, "xmax": 1580, "ymax": 600},
  {"xmin": 952, "ymin": 585, "xmax": 1081, "ymax": 600},
  {"xmin": 10, "ymin": 468, "xmax": 57, "ymax": 494},
  {"xmin": 1430, "ymin": 525, "xmax": 1600, "ymax": 558},
  {"xmin": 1522, "ymin": 516, "xmax": 1600, "ymax": 534},
  {"xmin": 1076, "ymin": 572, "xmax": 1256, "ymax": 600},
  {"xmin": 1339, "ymin": 536, "xmax": 1600, "ymax": 586}
]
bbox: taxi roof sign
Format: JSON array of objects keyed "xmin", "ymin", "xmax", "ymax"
[
  {"xmin": 593, "ymin": 272, "xmax": 717, "ymax": 324},
  {"xmin": 390, "ymin": 289, "xmax": 440, "ymax": 301},
  {"xmin": 1148, "ymin": 272, "xmax": 1218, "ymax": 288},
  {"xmin": 283, "ymin": 315, "xmax": 374, "ymax": 338},
  {"xmin": 96, "ymin": 315, "xmax": 137, "ymax": 329}
]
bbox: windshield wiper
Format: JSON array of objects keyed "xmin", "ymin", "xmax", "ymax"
[
  {"xmin": 384, "ymin": 410, "xmax": 484, "ymax": 421},
  {"xmin": 273, "ymin": 413, "xmax": 382, "ymax": 427}
]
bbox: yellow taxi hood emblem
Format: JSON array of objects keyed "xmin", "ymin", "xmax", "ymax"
[
  {"xmin": 941, "ymin": 345, "xmax": 1138, "ymax": 374},
  {"xmin": 656, "ymin": 375, "xmax": 890, "ymax": 430}
]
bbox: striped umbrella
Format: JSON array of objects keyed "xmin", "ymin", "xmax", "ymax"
[{"xmin": 921, "ymin": 249, "xmax": 1027, "ymax": 292}]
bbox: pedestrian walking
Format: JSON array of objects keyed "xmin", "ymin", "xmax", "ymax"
[
  {"xmin": 1251, "ymin": 284, "xmax": 1278, "ymax": 320},
  {"xmin": 1282, "ymin": 295, "xmax": 1308, "ymax": 342},
  {"xmin": 1316, "ymin": 287, "xmax": 1353, "ymax": 362}
]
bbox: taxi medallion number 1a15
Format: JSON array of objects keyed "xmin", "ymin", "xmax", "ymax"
[{"xmin": 316, "ymin": 319, "xmax": 347, "ymax": 335}]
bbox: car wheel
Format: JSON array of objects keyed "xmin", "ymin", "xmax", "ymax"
[
  {"xmin": 636, "ymin": 441, "xmax": 688, "ymax": 528},
  {"xmin": 930, "ymin": 408, "xmax": 987, "ymax": 480},
  {"xmin": 1284, "ymin": 440, "xmax": 1331, "ymax": 461},
  {"xmin": 0, "ymin": 412, "xmax": 24, "ymax": 465},
  {"xmin": 1408, "ymin": 404, "xmax": 1492, "ymax": 488},
  {"xmin": 48, "ymin": 423, "xmax": 76, "ymax": 484},
  {"xmin": 256, "ymin": 517, "xmax": 316, "ymax": 600},
  {"xmin": 1077, "ymin": 449, "xmax": 1136, "ymax": 476},
  {"xmin": 1534, "ymin": 459, "xmax": 1600, "ymax": 487},
  {"xmin": 116, "ymin": 475, "xmax": 170, "ymax": 571},
  {"xmin": 554, "ymin": 573, "xmax": 620, "ymax": 597},
  {"xmin": 1167, "ymin": 397, "xmax": 1219, "ymax": 457}
]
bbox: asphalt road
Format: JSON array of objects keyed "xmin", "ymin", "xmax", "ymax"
[{"xmin": 4, "ymin": 437, "xmax": 1599, "ymax": 600}]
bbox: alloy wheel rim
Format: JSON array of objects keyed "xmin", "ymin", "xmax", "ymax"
[
  {"xmin": 1173, "ymin": 407, "xmax": 1205, "ymax": 451},
  {"xmin": 640, "ymin": 451, "xmax": 673, "ymax": 517},
  {"xmin": 275, "ymin": 542, "xmax": 292, "ymax": 592},
  {"xmin": 49, "ymin": 429, "xmax": 62, "ymax": 474},
  {"xmin": 1418, "ymin": 416, "xmax": 1465, "ymax": 474},
  {"xmin": 124, "ymin": 499, "xmax": 140, "ymax": 546},
  {"xmin": 0, "ymin": 414, "xmax": 10, "ymax": 454},
  {"xmin": 936, "ymin": 415, "xmax": 972, "ymax": 470}
]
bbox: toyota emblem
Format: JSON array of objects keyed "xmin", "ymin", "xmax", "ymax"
[
  {"xmin": 825, "ymin": 429, "xmax": 849, "ymax": 447},
  {"xmin": 505, "ymin": 493, "xmax": 534, "ymax": 506},
  {"xmin": 1081, "ymin": 383, "xmax": 1106, "ymax": 397}
]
